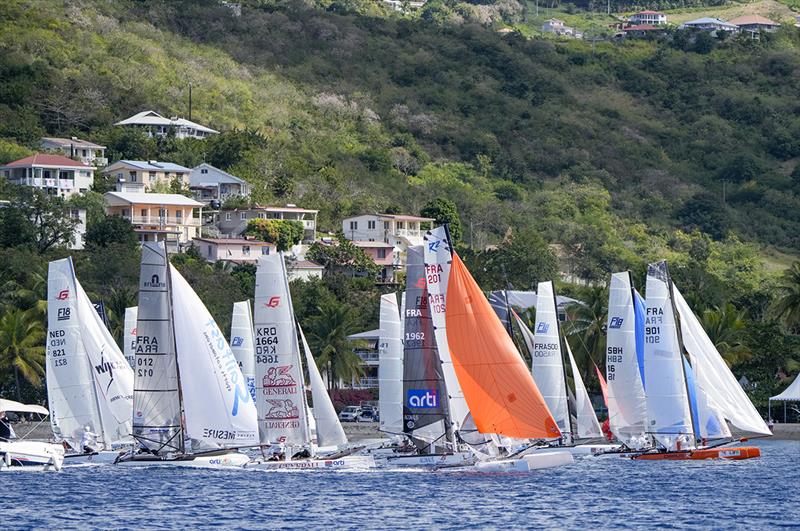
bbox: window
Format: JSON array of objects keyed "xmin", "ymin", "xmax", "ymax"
[
  {"xmin": 141, "ymin": 209, "xmax": 147, "ymax": 218},
  {"xmin": 242, "ymin": 246, "xmax": 251, "ymax": 256},
  {"xmin": 240, "ymin": 212, "xmax": 247, "ymax": 221},
  {"xmin": 258, "ymin": 213, "xmax": 266, "ymax": 220},
  {"xmin": 82, "ymin": 149, "xmax": 87, "ymax": 157},
  {"xmin": 201, "ymin": 168, "xmax": 208, "ymax": 174},
  {"xmin": 225, "ymin": 212, "xmax": 232, "ymax": 221},
  {"xmin": 117, "ymin": 172, "xmax": 123, "ymax": 180},
  {"xmin": 149, "ymin": 171, "xmax": 156, "ymax": 182},
  {"xmin": 397, "ymin": 221, "xmax": 404, "ymax": 229},
  {"xmin": 175, "ymin": 210, "xmax": 182, "ymax": 219},
  {"xmin": 129, "ymin": 171, "xmax": 137, "ymax": 183},
  {"xmin": 207, "ymin": 245, "xmax": 212, "ymax": 258},
  {"xmin": 261, "ymin": 246, "xmax": 270, "ymax": 255},
  {"xmin": 349, "ymin": 221, "xmax": 358, "ymax": 230},
  {"xmin": 377, "ymin": 248, "xmax": 387, "ymax": 259},
  {"xmin": 159, "ymin": 208, "xmax": 166, "ymax": 218},
  {"xmin": 367, "ymin": 220, "xmax": 376, "ymax": 230},
  {"xmin": 383, "ymin": 221, "xmax": 389, "ymax": 230}
]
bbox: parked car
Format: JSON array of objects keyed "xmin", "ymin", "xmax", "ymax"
[
  {"xmin": 338, "ymin": 406, "xmax": 362, "ymax": 422},
  {"xmin": 356, "ymin": 408, "xmax": 375, "ymax": 422}
]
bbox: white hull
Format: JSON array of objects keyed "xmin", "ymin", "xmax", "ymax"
[
  {"xmin": 473, "ymin": 451, "xmax": 574, "ymax": 473},
  {"xmin": 382, "ymin": 452, "xmax": 475, "ymax": 468},
  {"xmin": 64, "ymin": 450, "xmax": 124, "ymax": 465},
  {"xmin": 246, "ymin": 455, "xmax": 376, "ymax": 470},
  {"xmin": 0, "ymin": 441, "xmax": 64, "ymax": 471},
  {"xmin": 529, "ymin": 443, "xmax": 621, "ymax": 457},
  {"xmin": 115, "ymin": 451, "xmax": 251, "ymax": 468}
]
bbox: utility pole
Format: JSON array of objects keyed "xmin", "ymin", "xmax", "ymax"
[{"xmin": 188, "ymin": 83, "xmax": 193, "ymax": 121}]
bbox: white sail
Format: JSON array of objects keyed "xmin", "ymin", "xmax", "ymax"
[
  {"xmin": 298, "ymin": 326, "xmax": 347, "ymax": 448},
  {"xmin": 133, "ymin": 242, "xmax": 183, "ymax": 454},
  {"xmin": 422, "ymin": 226, "xmax": 471, "ymax": 433},
  {"xmin": 673, "ymin": 287, "xmax": 770, "ymax": 436},
  {"xmin": 378, "ymin": 293, "xmax": 404, "ymax": 435},
  {"xmin": 565, "ymin": 341, "xmax": 602, "ymax": 439},
  {"xmin": 644, "ymin": 262, "xmax": 695, "ymax": 450},
  {"xmin": 230, "ymin": 301, "xmax": 257, "ymax": 403},
  {"xmin": 606, "ymin": 272, "xmax": 649, "ymax": 448},
  {"xmin": 253, "ymin": 253, "xmax": 311, "ymax": 446},
  {"xmin": 47, "ymin": 258, "xmax": 104, "ymax": 449},
  {"xmin": 399, "ymin": 291, "xmax": 406, "ymax": 338},
  {"xmin": 170, "ymin": 265, "xmax": 258, "ymax": 447},
  {"xmin": 696, "ymin": 384, "xmax": 732, "ymax": 440},
  {"xmin": 531, "ymin": 281, "xmax": 570, "ymax": 437},
  {"xmin": 74, "ymin": 280, "xmax": 133, "ymax": 446},
  {"xmin": 123, "ymin": 307, "xmax": 138, "ymax": 369}
]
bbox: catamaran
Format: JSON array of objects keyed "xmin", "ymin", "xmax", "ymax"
[
  {"xmin": 245, "ymin": 253, "xmax": 374, "ymax": 470},
  {"xmin": 46, "ymin": 257, "xmax": 134, "ymax": 465},
  {"xmin": 0, "ymin": 399, "xmax": 64, "ymax": 471},
  {"xmin": 116, "ymin": 242, "xmax": 257, "ymax": 467},
  {"xmin": 630, "ymin": 261, "xmax": 768, "ymax": 460},
  {"xmin": 422, "ymin": 227, "xmax": 573, "ymax": 472},
  {"xmin": 514, "ymin": 281, "xmax": 617, "ymax": 456}
]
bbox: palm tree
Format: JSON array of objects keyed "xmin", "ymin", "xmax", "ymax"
[
  {"xmin": 103, "ymin": 286, "xmax": 137, "ymax": 345},
  {"xmin": 700, "ymin": 303, "xmax": 752, "ymax": 367},
  {"xmin": 305, "ymin": 301, "xmax": 363, "ymax": 389},
  {"xmin": 0, "ymin": 264, "xmax": 48, "ymax": 316},
  {"xmin": 773, "ymin": 262, "xmax": 800, "ymax": 331},
  {"xmin": 562, "ymin": 285, "xmax": 608, "ymax": 388},
  {"xmin": 0, "ymin": 309, "xmax": 46, "ymax": 400}
]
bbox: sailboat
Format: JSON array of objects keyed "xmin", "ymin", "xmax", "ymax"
[
  {"xmin": 46, "ymin": 257, "xmax": 134, "ymax": 464},
  {"xmin": 123, "ymin": 306, "xmax": 138, "ymax": 369},
  {"xmin": 116, "ymin": 242, "xmax": 258, "ymax": 467},
  {"xmin": 245, "ymin": 253, "xmax": 374, "ymax": 470},
  {"xmin": 382, "ymin": 246, "xmax": 474, "ymax": 467},
  {"xmin": 632, "ymin": 261, "xmax": 765, "ymax": 460},
  {"xmin": 423, "ymin": 226, "xmax": 572, "ymax": 472},
  {"xmin": 514, "ymin": 281, "xmax": 615, "ymax": 456}
]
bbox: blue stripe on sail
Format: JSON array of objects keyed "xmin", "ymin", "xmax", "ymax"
[
  {"xmin": 633, "ymin": 289, "xmax": 647, "ymax": 390},
  {"xmin": 682, "ymin": 355, "xmax": 700, "ymax": 438}
]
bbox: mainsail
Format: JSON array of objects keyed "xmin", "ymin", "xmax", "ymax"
[
  {"xmin": 170, "ymin": 265, "xmax": 258, "ymax": 448},
  {"xmin": 298, "ymin": 326, "xmax": 347, "ymax": 448},
  {"xmin": 402, "ymin": 246, "xmax": 450, "ymax": 449},
  {"xmin": 231, "ymin": 300, "xmax": 257, "ymax": 403},
  {"xmin": 606, "ymin": 272, "xmax": 649, "ymax": 448},
  {"xmin": 378, "ymin": 293, "xmax": 404, "ymax": 435},
  {"xmin": 46, "ymin": 257, "xmax": 134, "ymax": 449},
  {"xmin": 444, "ymin": 251, "xmax": 560, "ymax": 440},
  {"xmin": 123, "ymin": 306, "xmax": 138, "ymax": 369},
  {"xmin": 253, "ymin": 253, "xmax": 311, "ymax": 447},
  {"xmin": 644, "ymin": 261, "xmax": 695, "ymax": 450},
  {"xmin": 531, "ymin": 281, "xmax": 570, "ymax": 437}
]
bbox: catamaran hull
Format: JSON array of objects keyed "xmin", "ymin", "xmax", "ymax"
[
  {"xmin": 631, "ymin": 446, "xmax": 761, "ymax": 461},
  {"xmin": 0, "ymin": 441, "xmax": 64, "ymax": 471},
  {"xmin": 246, "ymin": 455, "xmax": 376, "ymax": 470},
  {"xmin": 382, "ymin": 452, "xmax": 475, "ymax": 468},
  {"xmin": 64, "ymin": 450, "xmax": 124, "ymax": 465},
  {"xmin": 530, "ymin": 443, "xmax": 621, "ymax": 457},
  {"xmin": 115, "ymin": 452, "xmax": 251, "ymax": 468},
  {"xmin": 472, "ymin": 451, "xmax": 574, "ymax": 473}
]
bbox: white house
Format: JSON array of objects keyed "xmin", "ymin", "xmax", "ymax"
[
  {"xmin": 114, "ymin": 110, "xmax": 218, "ymax": 140},
  {"xmin": 341, "ymin": 213, "xmax": 433, "ymax": 250},
  {"xmin": 41, "ymin": 137, "xmax": 107, "ymax": 166},
  {"xmin": 0, "ymin": 154, "xmax": 94, "ymax": 197},
  {"xmin": 287, "ymin": 259, "xmax": 325, "ymax": 282},
  {"xmin": 192, "ymin": 237, "xmax": 275, "ymax": 264},
  {"xmin": 542, "ymin": 18, "xmax": 582, "ymax": 38},
  {"xmin": 189, "ymin": 163, "xmax": 251, "ymax": 203},
  {"xmin": 728, "ymin": 15, "xmax": 780, "ymax": 34},
  {"xmin": 217, "ymin": 204, "xmax": 318, "ymax": 243},
  {"xmin": 103, "ymin": 160, "xmax": 191, "ymax": 193},
  {"xmin": 630, "ymin": 10, "xmax": 667, "ymax": 25},
  {"xmin": 679, "ymin": 17, "xmax": 739, "ymax": 32}
]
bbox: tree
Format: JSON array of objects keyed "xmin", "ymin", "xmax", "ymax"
[
  {"xmin": 0, "ymin": 309, "xmax": 46, "ymax": 400},
  {"xmin": 306, "ymin": 233, "xmax": 380, "ymax": 277},
  {"xmin": 244, "ymin": 219, "xmax": 304, "ymax": 251},
  {"xmin": 305, "ymin": 300, "xmax": 363, "ymax": 389},
  {"xmin": 562, "ymin": 285, "xmax": 609, "ymax": 388},
  {"xmin": 677, "ymin": 192, "xmax": 731, "ymax": 240},
  {"xmin": 773, "ymin": 262, "xmax": 800, "ymax": 332},
  {"xmin": 421, "ymin": 198, "xmax": 462, "ymax": 243},
  {"xmin": 476, "ymin": 228, "xmax": 559, "ymax": 289},
  {"xmin": 85, "ymin": 215, "xmax": 138, "ymax": 249},
  {"xmin": 700, "ymin": 303, "xmax": 752, "ymax": 367}
]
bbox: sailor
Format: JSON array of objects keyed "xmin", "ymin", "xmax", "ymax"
[
  {"xmin": 0, "ymin": 411, "xmax": 12, "ymax": 441},
  {"xmin": 80, "ymin": 425, "xmax": 99, "ymax": 453}
]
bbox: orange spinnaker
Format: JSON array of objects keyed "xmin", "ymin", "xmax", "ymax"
[{"xmin": 445, "ymin": 253, "xmax": 561, "ymax": 439}]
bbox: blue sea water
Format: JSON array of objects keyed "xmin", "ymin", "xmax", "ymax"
[{"xmin": 2, "ymin": 440, "xmax": 799, "ymax": 529}]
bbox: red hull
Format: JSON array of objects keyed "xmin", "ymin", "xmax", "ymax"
[{"xmin": 632, "ymin": 446, "xmax": 761, "ymax": 461}]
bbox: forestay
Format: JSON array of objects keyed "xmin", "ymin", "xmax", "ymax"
[
  {"xmin": 123, "ymin": 307, "xmax": 138, "ymax": 369},
  {"xmin": 644, "ymin": 261, "xmax": 695, "ymax": 450},
  {"xmin": 378, "ymin": 293, "xmax": 404, "ymax": 435},
  {"xmin": 230, "ymin": 300, "xmax": 257, "ymax": 403},
  {"xmin": 605, "ymin": 272, "xmax": 649, "ymax": 448},
  {"xmin": 171, "ymin": 265, "xmax": 257, "ymax": 448},
  {"xmin": 253, "ymin": 253, "xmax": 311, "ymax": 446},
  {"xmin": 673, "ymin": 286, "xmax": 771, "ymax": 436}
]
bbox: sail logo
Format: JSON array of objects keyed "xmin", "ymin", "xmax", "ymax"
[
  {"xmin": 536, "ymin": 322, "xmax": 549, "ymax": 334},
  {"xmin": 609, "ymin": 317, "xmax": 624, "ymax": 329},
  {"xmin": 263, "ymin": 366, "xmax": 297, "ymax": 396},
  {"xmin": 414, "ymin": 277, "xmax": 426, "ymax": 289},
  {"xmin": 265, "ymin": 296, "xmax": 281, "ymax": 308},
  {"xmin": 56, "ymin": 289, "xmax": 69, "ymax": 300},
  {"xmin": 144, "ymin": 274, "xmax": 166, "ymax": 288},
  {"xmin": 407, "ymin": 389, "xmax": 439, "ymax": 408},
  {"xmin": 57, "ymin": 308, "xmax": 71, "ymax": 321},
  {"xmin": 428, "ymin": 240, "xmax": 441, "ymax": 253},
  {"xmin": 94, "ymin": 350, "xmax": 121, "ymax": 393},
  {"xmin": 264, "ymin": 399, "xmax": 300, "ymax": 420},
  {"xmin": 231, "ymin": 336, "xmax": 244, "ymax": 347}
]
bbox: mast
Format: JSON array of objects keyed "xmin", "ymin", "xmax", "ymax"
[{"xmin": 551, "ymin": 283, "xmax": 575, "ymax": 443}]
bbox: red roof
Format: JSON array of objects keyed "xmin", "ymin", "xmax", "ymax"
[
  {"xmin": 623, "ymin": 24, "xmax": 660, "ymax": 31},
  {"xmin": 3, "ymin": 153, "xmax": 89, "ymax": 168}
]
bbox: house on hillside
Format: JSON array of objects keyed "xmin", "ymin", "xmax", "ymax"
[
  {"xmin": 192, "ymin": 237, "xmax": 274, "ymax": 264},
  {"xmin": 346, "ymin": 329, "xmax": 380, "ymax": 390},
  {"xmin": 103, "ymin": 160, "xmax": 191, "ymax": 193},
  {"xmin": 287, "ymin": 259, "xmax": 325, "ymax": 282},
  {"xmin": 341, "ymin": 213, "xmax": 433, "ymax": 250},
  {"xmin": 41, "ymin": 137, "xmax": 107, "ymax": 166},
  {"xmin": 542, "ymin": 18, "xmax": 582, "ymax": 38},
  {"xmin": 104, "ymin": 191, "xmax": 203, "ymax": 252},
  {"xmin": 0, "ymin": 154, "xmax": 94, "ymax": 197},
  {"xmin": 189, "ymin": 163, "xmax": 251, "ymax": 203},
  {"xmin": 728, "ymin": 15, "xmax": 780, "ymax": 35},
  {"xmin": 630, "ymin": 10, "xmax": 667, "ymax": 25},
  {"xmin": 679, "ymin": 17, "xmax": 739, "ymax": 32},
  {"xmin": 621, "ymin": 24, "xmax": 666, "ymax": 38},
  {"xmin": 215, "ymin": 204, "xmax": 318, "ymax": 243},
  {"xmin": 114, "ymin": 110, "xmax": 218, "ymax": 140}
]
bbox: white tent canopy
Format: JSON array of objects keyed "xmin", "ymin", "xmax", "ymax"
[
  {"xmin": 0, "ymin": 399, "xmax": 49, "ymax": 415},
  {"xmin": 770, "ymin": 373, "xmax": 800, "ymax": 401}
]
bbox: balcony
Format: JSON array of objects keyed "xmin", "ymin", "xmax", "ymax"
[
  {"xmin": 395, "ymin": 228, "xmax": 422, "ymax": 239},
  {"xmin": 355, "ymin": 350, "xmax": 380, "ymax": 365},
  {"xmin": 350, "ymin": 377, "xmax": 378, "ymax": 389},
  {"xmin": 24, "ymin": 177, "xmax": 74, "ymax": 189},
  {"xmin": 125, "ymin": 215, "xmax": 201, "ymax": 226}
]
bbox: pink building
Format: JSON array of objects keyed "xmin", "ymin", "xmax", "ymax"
[{"xmin": 352, "ymin": 241, "xmax": 398, "ymax": 283}]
